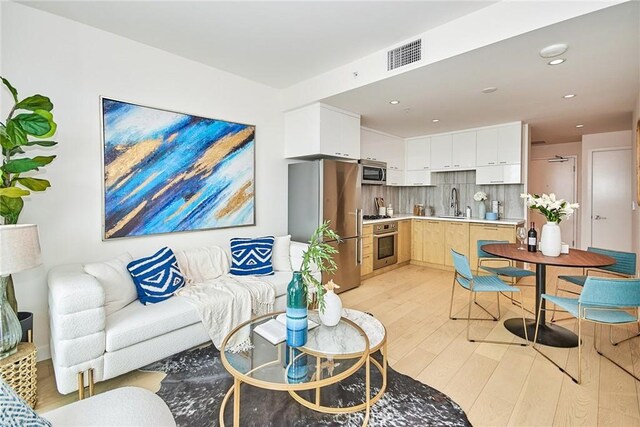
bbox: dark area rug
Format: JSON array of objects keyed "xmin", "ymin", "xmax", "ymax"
[{"xmin": 141, "ymin": 345, "xmax": 471, "ymax": 426}]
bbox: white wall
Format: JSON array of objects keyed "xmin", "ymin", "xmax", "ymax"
[
  {"xmin": 580, "ymin": 130, "xmax": 632, "ymax": 249},
  {"xmin": 2, "ymin": 2, "xmax": 286, "ymax": 359},
  {"xmin": 632, "ymin": 93, "xmax": 640, "ymax": 272}
]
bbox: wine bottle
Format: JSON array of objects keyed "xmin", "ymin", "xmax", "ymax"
[{"xmin": 527, "ymin": 222, "xmax": 537, "ymax": 252}]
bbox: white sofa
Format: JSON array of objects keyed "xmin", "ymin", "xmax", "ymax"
[{"xmin": 48, "ymin": 241, "xmax": 311, "ymax": 395}]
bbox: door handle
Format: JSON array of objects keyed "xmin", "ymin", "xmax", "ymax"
[{"xmin": 594, "ymin": 215, "xmax": 607, "ymax": 220}]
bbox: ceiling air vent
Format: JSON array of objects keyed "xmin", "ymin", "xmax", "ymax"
[{"xmin": 387, "ymin": 39, "xmax": 422, "ymax": 71}]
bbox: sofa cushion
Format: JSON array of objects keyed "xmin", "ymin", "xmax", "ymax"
[
  {"xmin": 272, "ymin": 235, "xmax": 292, "ymax": 272},
  {"xmin": 105, "ymin": 297, "xmax": 200, "ymax": 352},
  {"xmin": 229, "ymin": 236, "xmax": 275, "ymax": 276},
  {"xmin": 84, "ymin": 254, "xmax": 137, "ymax": 316},
  {"xmin": 247, "ymin": 271, "xmax": 295, "ymax": 298},
  {"xmin": 175, "ymin": 246, "xmax": 229, "ymax": 282},
  {"xmin": 127, "ymin": 247, "xmax": 185, "ymax": 305}
]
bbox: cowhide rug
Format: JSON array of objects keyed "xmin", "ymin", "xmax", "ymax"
[{"xmin": 141, "ymin": 344, "xmax": 471, "ymax": 426}]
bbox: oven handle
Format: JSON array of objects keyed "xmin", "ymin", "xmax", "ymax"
[{"xmin": 374, "ymin": 231, "xmax": 398, "ymax": 237}]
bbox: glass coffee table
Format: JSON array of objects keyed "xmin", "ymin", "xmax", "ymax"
[{"xmin": 219, "ymin": 310, "xmax": 373, "ymax": 426}]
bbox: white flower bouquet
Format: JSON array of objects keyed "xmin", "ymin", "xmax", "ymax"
[
  {"xmin": 521, "ymin": 193, "xmax": 579, "ymax": 223},
  {"xmin": 473, "ymin": 191, "xmax": 487, "ymax": 202}
]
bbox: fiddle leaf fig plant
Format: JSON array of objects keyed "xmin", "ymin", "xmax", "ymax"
[
  {"xmin": 300, "ymin": 221, "xmax": 341, "ymax": 312},
  {"xmin": 0, "ymin": 76, "xmax": 58, "ymax": 311}
]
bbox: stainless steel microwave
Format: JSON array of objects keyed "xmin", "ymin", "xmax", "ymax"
[{"xmin": 359, "ymin": 160, "xmax": 387, "ymax": 185}]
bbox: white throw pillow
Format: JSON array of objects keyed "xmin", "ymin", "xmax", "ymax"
[
  {"xmin": 84, "ymin": 253, "xmax": 137, "ymax": 316},
  {"xmin": 175, "ymin": 246, "xmax": 230, "ymax": 283},
  {"xmin": 272, "ymin": 235, "xmax": 292, "ymax": 272}
]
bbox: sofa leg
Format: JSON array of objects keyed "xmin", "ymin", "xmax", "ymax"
[{"xmin": 77, "ymin": 368, "xmax": 95, "ymax": 400}]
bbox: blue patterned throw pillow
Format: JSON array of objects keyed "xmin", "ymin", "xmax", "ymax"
[
  {"xmin": 230, "ymin": 236, "xmax": 275, "ymax": 276},
  {"xmin": 127, "ymin": 247, "xmax": 185, "ymax": 305},
  {"xmin": 0, "ymin": 379, "xmax": 51, "ymax": 426}
]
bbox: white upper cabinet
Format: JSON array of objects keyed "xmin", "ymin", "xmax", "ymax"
[
  {"xmin": 430, "ymin": 134, "xmax": 453, "ymax": 170},
  {"xmin": 285, "ymin": 103, "xmax": 360, "ymax": 160},
  {"xmin": 405, "ymin": 137, "xmax": 430, "ymax": 170},
  {"xmin": 386, "ymin": 169, "xmax": 405, "ymax": 186},
  {"xmin": 497, "ymin": 124, "xmax": 522, "ymax": 164},
  {"xmin": 475, "ymin": 123, "xmax": 521, "ymax": 166},
  {"xmin": 476, "ymin": 164, "xmax": 522, "ymax": 185},
  {"xmin": 451, "ymin": 131, "xmax": 476, "ymax": 169},
  {"xmin": 475, "ymin": 128, "xmax": 499, "ymax": 166},
  {"xmin": 360, "ymin": 128, "xmax": 404, "ymax": 170},
  {"xmin": 404, "ymin": 170, "xmax": 431, "ymax": 186}
]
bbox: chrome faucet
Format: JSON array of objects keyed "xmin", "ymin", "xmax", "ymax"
[{"xmin": 450, "ymin": 187, "xmax": 461, "ymax": 217}]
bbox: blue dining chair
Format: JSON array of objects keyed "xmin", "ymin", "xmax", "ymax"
[
  {"xmin": 533, "ymin": 276, "xmax": 640, "ymax": 384},
  {"xmin": 449, "ymin": 249, "xmax": 529, "ymax": 345},
  {"xmin": 477, "ymin": 240, "xmax": 535, "ymax": 313},
  {"xmin": 551, "ymin": 247, "xmax": 637, "ymax": 339}
]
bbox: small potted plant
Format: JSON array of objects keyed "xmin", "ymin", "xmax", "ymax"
[
  {"xmin": 286, "ymin": 221, "xmax": 340, "ymax": 346},
  {"xmin": 0, "ymin": 77, "xmax": 59, "ymax": 341},
  {"xmin": 521, "ymin": 193, "xmax": 579, "ymax": 256}
]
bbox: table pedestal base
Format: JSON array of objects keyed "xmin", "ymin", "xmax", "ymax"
[{"xmin": 504, "ymin": 319, "xmax": 578, "ymax": 348}]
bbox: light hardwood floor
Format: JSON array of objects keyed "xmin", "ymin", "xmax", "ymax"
[{"xmin": 36, "ymin": 265, "xmax": 640, "ymax": 426}]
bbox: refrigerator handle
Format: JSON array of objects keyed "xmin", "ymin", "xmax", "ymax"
[
  {"xmin": 357, "ymin": 236, "xmax": 362, "ymax": 265},
  {"xmin": 356, "ymin": 208, "xmax": 363, "ymax": 237}
]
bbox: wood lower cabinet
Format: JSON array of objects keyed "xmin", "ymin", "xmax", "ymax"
[
  {"xmin": 444, "ymin": 222, "xmax": 470, "ymax": 266},
  {"xmin": 469, "ymin": 223, "xmax": 516, "ymax": 270},
  {"xmin": 361, "ymin": 225, "xmax": 373, "ymax": 276},
  {"xmin": 423, "ymin": 220, "xmax": 445, "ymax": 265},
  {"xmin": 398, "ymin": 220, "xmax": 411, "ymax": 263},
  {"xmin": 411, "ymin": 219, "xmax": 425, "ymax": 261}
]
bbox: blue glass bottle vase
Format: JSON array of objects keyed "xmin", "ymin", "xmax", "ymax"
[{"xmin": 286, "ymin": 271, "xmax": 308, "ymax": 347}]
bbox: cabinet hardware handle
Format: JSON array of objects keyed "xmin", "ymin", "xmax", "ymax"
[
  {"xmin": 488, "ymin": 162, "xmax": 495, "ymax": 165},
  {"xmin": 413, "ymin": 182, "xmax": 423, "ymax": 185},
  {"xmin": 490, "ymin": 180, "xmax": 504, "ymax": 183},
  {"xmin": 444, "ymin": 165, "xmax": 450, "ymax": 168},
  {"xmin": 424, "ymin": 166, "xmax": 429, "ymax": 169},
  {"xmin": 499, "ymin": 161, "xmax": 507, "ymax": 164},
  {"xmin": 454, "ymin": 164, "xmax": 460, "ymax": 167},
  {"xmin": 344, "ymin": 153, "xmax": 350, "ymax": 157},
  {"xmin": 335, "ymin": 152, "xmax": 342, "ymax": 155}
]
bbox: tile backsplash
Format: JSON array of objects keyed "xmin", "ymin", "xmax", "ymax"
[{"xmin": 362, "ymin": 170, "xmax": 524, "ymax": 218}]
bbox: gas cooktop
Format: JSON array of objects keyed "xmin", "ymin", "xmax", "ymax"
[{"xmin": 363, "ymin": 215, "xmax": 391, "ymax": 220}]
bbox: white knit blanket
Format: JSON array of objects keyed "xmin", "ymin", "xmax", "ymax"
[{"xmin": 177, "ymin": 275, "xmax": 275, "ymax": 352}]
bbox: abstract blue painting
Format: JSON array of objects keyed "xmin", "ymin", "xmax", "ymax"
[{"xmin": 101, "ymin": 98, "xmax": 255, "ymax": 239}]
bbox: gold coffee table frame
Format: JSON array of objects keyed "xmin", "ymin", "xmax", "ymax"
[{"xmin": 219, "ymin": 311, "xmax": 381, "ymax": 427}]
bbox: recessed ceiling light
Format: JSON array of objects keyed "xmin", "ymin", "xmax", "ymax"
[
  {"xmin": 432, "ymin": 119, "xmax": 440, "ymax": 123},
  {"xmin": 575, "ymin": 124, "xmax": 584, "ymax": 128},
  {"xmin": 548, "ymin": 58, "xmax": 566, "ymax": 65},
  {"xmin": 482, "ymin": 87, "xmax": 498, "ymax": 94},
  {"xmin": 540, "ymin": 43, "xmax": 568, "ymax": 58},
  {"xmin": 563, "ymin": 94, "xmax": 576, "ymax": 99},
  {"xmin": 389, "ymin": 100, "xmax": 400, "ymax": 105}
]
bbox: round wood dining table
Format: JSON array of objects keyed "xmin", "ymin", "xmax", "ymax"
[{"xmin": 480, "ymin": 243, "xmax": 615, "ymax": 348}]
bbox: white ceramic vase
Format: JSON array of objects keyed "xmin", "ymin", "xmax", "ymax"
[
  {"xmin": 540, "ymin": 221, "xmax": 562, "ymax": 257},
  {"xmin": 477, "ymin": 201, "xmax": 486, "ymax": 219},
  {"xmin": 319, "ymin": 289, "xmax": 342, "ymax": 327}
]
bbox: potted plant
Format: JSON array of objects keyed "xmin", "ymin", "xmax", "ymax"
[
  {"xmin": 0, "ymin": 77, "xmax": 58, "ymax": 341},
  {"xmin": 286, "ymin": 221, "xmax": 340, "ymax": 346},
  {"xmin": 521, "ymin": 193, "xmax": 579, "ymax": 257}
]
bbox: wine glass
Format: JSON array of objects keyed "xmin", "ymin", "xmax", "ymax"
[{"xmin": 516, "ymin": 227, "xmax": 527, "ymax": 250}]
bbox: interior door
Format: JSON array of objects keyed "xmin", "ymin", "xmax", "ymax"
[
  {"xmin": 528, "ymin": 157, "xmax": 576, "ymax": 247},
  {"xmin": 322, "ymin": 160, "xmax": 360, "ymax": 239},
  {"xmin": 592, "ymin": 149, "xmax": 632, "ymax": 251}
]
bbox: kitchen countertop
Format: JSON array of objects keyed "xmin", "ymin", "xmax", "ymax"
[{"xmin": 363, "ymin": 213, "xmax": 526, "ymax": 226}]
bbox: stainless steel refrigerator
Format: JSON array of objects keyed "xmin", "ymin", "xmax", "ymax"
[{"xmin": 288, "ymin": 159, "xmax": 362, "ymax": 292}]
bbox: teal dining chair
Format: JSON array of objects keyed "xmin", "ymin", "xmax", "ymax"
[
  {"xmin": 551, "ymin": 247, "xmax": 637, "ymax": 342},
  {"xmin": 477, "ymin": 240, "xmax": 535, "ymax": 313},
  {"xmin": 449, "ymin": 249, "xmax": 529, "ymax": 345},
  {"xmin": 533, "ymin": 276, "xmax": 640, "ymax": 384}
]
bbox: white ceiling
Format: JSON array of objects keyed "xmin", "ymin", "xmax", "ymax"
[
  {"xmin": 18, "ymin": 0, "xmax": 495, "ymax": 89},
  {"xmin": 323, "ymin": 2, "xmax": 640, "ymax": 144}
]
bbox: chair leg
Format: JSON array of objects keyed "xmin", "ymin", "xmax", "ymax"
[
  {"xmin": 466, "ymin": 291, "xmax": 528, "ymax": 346},
  {"xmin": 610, "ymin": 322, "xmax": 640, "ymax": 346},
  {"xmin": 532, "ymin": 300, "xmax": 580, "ymax": 383},
  {"xmin": 594, "ymin": 323, "xmax": 640, "ymax": 382},
  {"xmin": 449, "ymin": 276, "xmax": 457, "ymax": 320}
]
